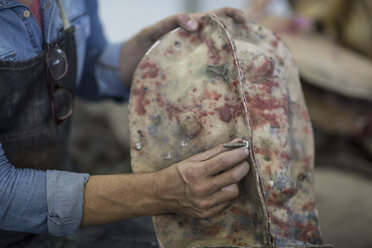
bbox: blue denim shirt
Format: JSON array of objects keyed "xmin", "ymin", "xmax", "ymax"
[{"xmin": 0, "ymin": 0, "xmax": 130, "ymax": 236}]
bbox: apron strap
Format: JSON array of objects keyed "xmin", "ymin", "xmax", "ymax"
[{"xmin": 56, "ymin": 0, "xmax": 71, "ymax": 30}]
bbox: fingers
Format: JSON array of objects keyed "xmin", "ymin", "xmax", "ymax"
[
  {"xmin": 203, "ymin": 145, "xmax": 249, "ymax": 176},
  {"xmin": 177, "ymin": 12, "xmax": 198, "ymax": 31},
  {"xmin": 189, "ymin": 138, "xmax": 244, "ymax": 162},
  {"xmin": 149, "ymin": 12, "xmax": 198, "ymax": 41},
  {"xmin": 209, "ymin": 161, "xmax": 250, "ymax": 191},
  {"xmin": 146, "ymin": 7, "xmax": 245, "ymax": 44},
  {"xmin": 205, "ymin": 183, "xmax": 240, "ymax": 207}
]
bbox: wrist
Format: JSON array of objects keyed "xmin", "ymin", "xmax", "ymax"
[{"xmin": 153, "ymin": 165, "xmax": 184, "ymax": 214}]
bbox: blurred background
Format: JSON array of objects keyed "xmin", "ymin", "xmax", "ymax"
[{"xmin": 13, "ymin": 0, "xmax": 371, "ymax": 247}]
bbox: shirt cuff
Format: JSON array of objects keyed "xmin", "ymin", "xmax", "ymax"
[
  {"xmin": 95, "ymin": 42, "xmax": 130, "ymax": 101},
  {"xmin": 46, "ymin": 170, "xmax": 89, "ymax": 236}
]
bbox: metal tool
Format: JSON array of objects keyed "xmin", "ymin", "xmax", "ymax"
[{"xmin": 222, "ymin": 140, "xmax": 249, "ymax": 149}]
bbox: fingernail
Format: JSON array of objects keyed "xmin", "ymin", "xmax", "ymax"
[
  {"xmin": 222, "ymin": 184, "xmax": 235, "ymax": 191},
  {"xmin": 244, "ymin": 147, "xmax": 249, "ymax": 156},
  {"xmin": 186, "ymin": 20, "xmax": 198, "ymax": 30}
]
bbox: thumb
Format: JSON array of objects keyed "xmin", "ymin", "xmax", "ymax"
[{"xmin": 177, "ymin": 12, "xmax": 198, "ymax": 31}]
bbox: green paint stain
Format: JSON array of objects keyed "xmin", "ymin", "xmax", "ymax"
[
  {"xmin": 205, "ymin": 64, "xmax": 230, "ymax": 83},
  {"xmin": 264, "ymin": 156, "xmax": 271, "ymax": 161}
]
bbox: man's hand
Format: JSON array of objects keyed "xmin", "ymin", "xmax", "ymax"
[
  {"xmin": 81, "ymin": 139, "xmax": 249, "ymax": 227},
  {"xmin": 118, "ymin": 7, "xmax": 246, "ymax": 87},
  {"xmin": 155, "ymin": 139, "xmax": 250, "ymax": 219}
]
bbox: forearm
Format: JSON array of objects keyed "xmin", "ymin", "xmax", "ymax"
[
  {"xmin": 80, "ymin": 171, "xmax": 167, "ymax": 227},
  {"xmin": 118, "ymin": 28, "xmax": 155, "ymax": 88},
  {"xmin": 0, "ymin": 143, "xmax": 88, "ymax": 236}
]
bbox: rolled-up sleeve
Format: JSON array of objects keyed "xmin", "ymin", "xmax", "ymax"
[
  {"xmin": 78, "ymin": 0, "xmax": 130, "ymax": 102},
  {"xmin": 46, "ymin": 170, "xmax": 89, "ymax": 236},
  {"xmin": 0, "ymin": 143, "xmax": 89, "ymax": 236}
]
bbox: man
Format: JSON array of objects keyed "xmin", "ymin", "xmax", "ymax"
[{"xmin": 0, "ymin": 0, "xmax": 249, "ymax": 240}]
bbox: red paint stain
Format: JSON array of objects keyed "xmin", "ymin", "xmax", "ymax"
[
  {"xmin": 281, "ymin": 152, "xmax": 291, "ymax": 161},
  {"xmin": 178, "ymin": 29, "xmax": 191, "ymax": 38},
  {"xmin": 205, "ymin": 38, "xmax": 221, "ymax": 65},
  {"xmin": 303, "ymin": 155, "xmax": 313, "ymax": 169},
  {"xmin": 203, "ymin": 225, "xmax": 223, "ymax": 236},
  {"xmin": 203, "ymin": 89, "xmax": 222, "ymax": 101},
  {"xmin": 302, "ymin": 109, "xmax": 310, "ymax": 122},
  {"xmin": 271, "ymin": 39, "xmax": 278, "ymax": 48},
  {"xmin": 254, "ymin": 147, "xmax": 275, "ymax": 161},
  {"xmin": 132, "ymin": 85, "xmax": 147, "ymax": 115},
  {"xmin": 165, "ymin": 48, "xmax": 173, "ymax": 55},
  {"xmin": 295, "ymin": 221, "xmax": 320, "ymax": 243},
  {"xmin": 190, "ymin": 36, "xmax": 198, "ymax": 43},
  {"xmin": 140, "ymin": 61, "xmax": 159, "ymax": 79},
  {"xmin": 230, "ymin": 79, "xmax": 239, "ymax": 89},
  {"xmin": 197, "ymin": 21, "xmax": 204, "ymax": 38},
  {"xmin": 198, "ymin": 110, "xmax": 207, "ymax": 118},
  {"xmin": 214, "ymin": 92, "xmax": 222, "ymax": 101},
  {"xmin": 203, "ymin": 88, "xmax": 212, "ymax": 99},
  {"xmin": 208, "ymin": 111, "xmax": 215, "ymax": 115},
  {"xmin": 282, "ymin": 187, "xmax": 298, "ymax": 196},
  {"xmin": 192, "ymin": 88, "xmax": 197, "ymax": 93},
  {"xmin": 257, "ymin": 58, "xmax": 274, "ymax": 77},
  {"xmin": 247, "ymin": 56, "xmax": 275, "ymax": 78},
  {"xmin": 265, "ymin": 184, "xmax": 271, "ymax": 192},
  {"xmin": 246, "ymin": 57, "xmax": 280, "ymax": 94},
  {"xmin": 303, "ymin": 125, "xmax": 312, "ymax": 134},
  {"xmin": 265, "ymin": 165, "xmax": 272, "ymax": 174},
  {"xmin": 216, "ymin": 104, "xmax": 232, "ymax": 123},
  {"xmin": 230, "ymin": 206, "xmax": 243, "ymax": 215},
  {"xmin": 302, "ymin": 201, "xmax": 316, "ymax": 211},
  {"xmin": 271, "ymin": 216, "xmax": 292, "ymax": 238},
  {"xmin": 245, "ymin": 94, "xmax": 289, "ymax": 128},
  {"xmin": 156, "ymin": 92, "xmax": 165, "ymax": 107},
  {"xmin": 166, "ymin": 103, "xmax": 183, "ymax": 121},
  {"xmin": 230, "ymin": 102, "xmax": 245, "ymax": 118}
]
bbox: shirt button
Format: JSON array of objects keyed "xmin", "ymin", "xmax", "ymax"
[{"xmin": 23, "ymin": 10, "xmax": 31, "ymax": 18}]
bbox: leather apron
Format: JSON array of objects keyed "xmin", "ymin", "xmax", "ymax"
[
  {"xmin": 0, "ymin": 23, "xmax": 77, "ymax": 247},
  {"xmin": 0, "ymin": 27, "xmax": 77, "ymax": 171}
]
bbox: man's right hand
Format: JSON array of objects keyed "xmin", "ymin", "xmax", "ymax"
[
  {"xmin": 155, "ymin": 139, "xmax": 250, "ymax": 219},
  {"xmin": 81, "ymin": 139, "xmax": 250, "ymax": 227}
]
